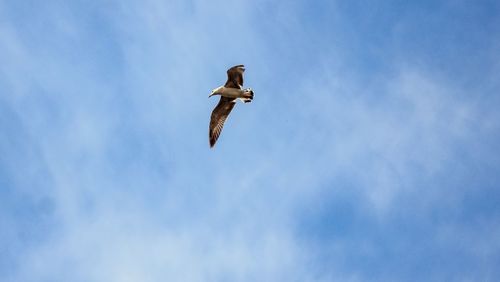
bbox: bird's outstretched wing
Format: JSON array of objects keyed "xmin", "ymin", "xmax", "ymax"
[
  {"xmin": 209, "ymin": 97, "xmax": 236, "ymax": 147},
  {"xmin": 225, "ymin": 65, "xmax": 245, "ymax": 89}
]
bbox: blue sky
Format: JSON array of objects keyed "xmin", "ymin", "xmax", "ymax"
[{"xmin": 1, "ymin": 0, "xmax": 500, "ymax": 281}]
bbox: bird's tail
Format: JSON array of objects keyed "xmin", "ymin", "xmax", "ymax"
[{"xmin": 241, "ymin": 89, "xmax": 253, "ymax": 103}]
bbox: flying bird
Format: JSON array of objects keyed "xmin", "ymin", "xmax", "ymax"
[{"xmin": 208, "ymin": 65, "xmax": 254, "ymax": 148}]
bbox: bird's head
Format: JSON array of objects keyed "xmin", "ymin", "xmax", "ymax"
[{"xmin": 209, "ymin": 86, "xmax": 223, "ymax": 98}]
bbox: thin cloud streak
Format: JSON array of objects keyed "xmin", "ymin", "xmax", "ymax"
[{"xmin": 1, "ymin": 0, "xmax": 500, "ymax": 281}]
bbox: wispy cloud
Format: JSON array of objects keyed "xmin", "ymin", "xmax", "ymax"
[{"xmin": 1, "ymin": 0, "xmax": 500, "ymax": 281}]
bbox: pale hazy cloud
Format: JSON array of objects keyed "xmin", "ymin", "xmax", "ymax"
[{"xmin": 1, "ymin": 0, "xmax": 500, "ymax": 281}]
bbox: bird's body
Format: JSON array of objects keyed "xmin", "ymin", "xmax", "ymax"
[
  {"xmin": 208, "ymin": 65, "xmax": 254, "ymax": 148},
  {"xmin": 210, "ymin": 86, "xmax": 253, "ymax": 101}
]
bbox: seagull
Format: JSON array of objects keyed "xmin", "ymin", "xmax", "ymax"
[{"xmin": 208, "ymin": 65, "xmax": 254, "ymax": 148}]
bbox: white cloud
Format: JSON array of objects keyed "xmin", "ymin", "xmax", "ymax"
[{"xmin": 1, "ymin": 0, "xmax": 499, "ymax": 281}]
